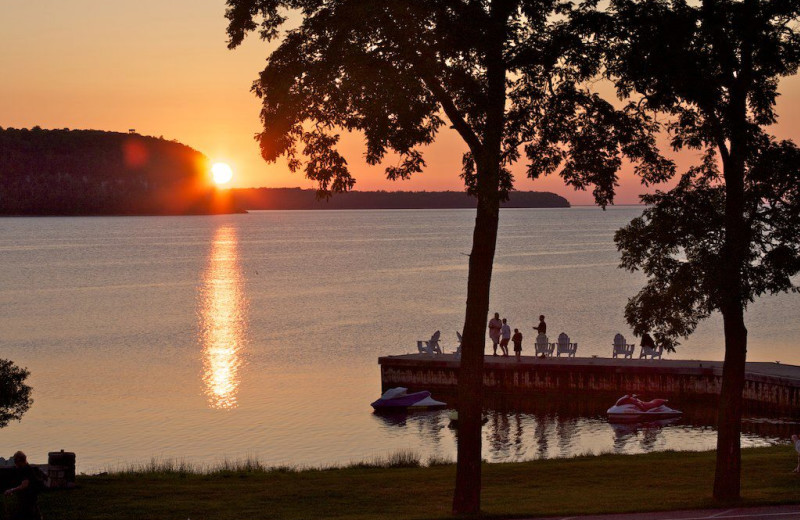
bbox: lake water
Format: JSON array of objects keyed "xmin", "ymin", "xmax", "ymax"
[{"xmin": 1, "ymin": 208, "xmax": 798, "ymax": 472}]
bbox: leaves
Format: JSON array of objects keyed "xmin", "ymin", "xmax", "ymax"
[
  {"xmin": 615, "ymin": 134, "xmax": 800, "ymax": 350},
  {"xmin": 0, "ymin": 359, "xmax": 32, "ymax": 428},
  {"xmin": 227, "ymin": 0, "xmax": 674, "ymax": 202}
]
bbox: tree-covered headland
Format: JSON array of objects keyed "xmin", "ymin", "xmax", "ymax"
[{"xmin": 0, "ymin": 127, "xmax": 240, "ymax": 215}]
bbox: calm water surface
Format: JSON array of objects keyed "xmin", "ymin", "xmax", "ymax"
[{"xmin": 1, "ymin": 208, "xmax": 798, "ymax": 471}]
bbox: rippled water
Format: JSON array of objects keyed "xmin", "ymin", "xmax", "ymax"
[{"xmin": 1, "ymin": 208, "xmax": 797, "ymax": 471}]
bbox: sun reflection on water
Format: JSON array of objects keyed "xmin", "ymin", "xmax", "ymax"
[{"xmin": 199, "ymin": 225, "xmax": 247, "ymax": 410}]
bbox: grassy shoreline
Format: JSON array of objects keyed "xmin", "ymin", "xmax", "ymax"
[{"xmin": 24, "ymin": 446, "xmax": 799, "ymax": 519}]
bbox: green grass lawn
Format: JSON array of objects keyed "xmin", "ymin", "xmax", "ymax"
[{"xmin": 20, "ymin": 446, "xmax": 800, "ymax": 520}]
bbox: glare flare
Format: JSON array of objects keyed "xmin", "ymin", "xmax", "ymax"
[{"xmin": 211, "ymin": 162, "xmax": 234, "ymax": 185}]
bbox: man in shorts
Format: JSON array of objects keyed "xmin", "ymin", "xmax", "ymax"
[
  {"xmin": 499, "ymin": 318, "xmax": 511, "ymax": 357},
  {"xmin": 488, "ymin": 312, "xmax": 502, "ymax": 356}
]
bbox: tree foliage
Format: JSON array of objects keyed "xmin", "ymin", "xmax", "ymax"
[
  {"xmin": 0, "ymin": 359, "xmax": 32, "ymax": 428},
  {"xmin": 616, "ymin": 138, "xmax": 800, "ymax": 350},
  {"xmin": 226, "ymin": 0, "xmax": 670, "ymax": 201}
]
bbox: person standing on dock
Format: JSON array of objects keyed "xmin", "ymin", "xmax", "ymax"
[
  {"xmin": 512, "ymin": 328, "xmax": 523, "ymax": 361},
  {"xmin": 533, "ymin": 315, "xmax": 547, "ymax": 336},
  {"xmin": 488, "ymin": 312, "xmax": 502, "ymax": 356},
  {"xmin": 500, "ymin": 318, "xmax": 511, "ymax": 357}
]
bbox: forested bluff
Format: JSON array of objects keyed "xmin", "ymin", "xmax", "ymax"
[
  {"xmin": 0, "ymin": 127, "xmax": 235, "ymax": 215},
  {"xmin": 0, "ymin": 128, "xmax": 569, "ymax": 215}
]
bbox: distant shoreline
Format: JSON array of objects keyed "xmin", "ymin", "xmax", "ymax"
[
  {"xmin": 0, "ymin": 206, "xmax": 642, "ymax": 218},
  {"xmin": 231, "ymin": 187, "xmax": 570, "ymax": 211}
]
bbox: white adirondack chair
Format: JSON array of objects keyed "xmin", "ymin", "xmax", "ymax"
[
  {"xmin": 612, "ymin": 333, "xmax": 635, "ymax": 359},
  {"xmin": 640, "ymin": 344, "xmax": 663, "ymax": 359},
  {"xmin": 556, "ymin": 332, "xmax": 578, "ymax": 358},
  {"xmin": 534, "ymin": 334, "xmax": 554, "ymax": 357},
  {"xmin": 417, "ymin": 330, "xmax": 442, "ymax": 355}
]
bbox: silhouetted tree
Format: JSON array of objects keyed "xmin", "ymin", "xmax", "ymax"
[
  {"xmin": 0, "ymin": 359, "xmax": 32, "ymax": 428},
  {"xmin": 225, "ymin": 0, "xmax": 671, "ymax": 512},
  {"xmin": 592, "ymin": 0, "xmax": 800, "ymax": 500}
]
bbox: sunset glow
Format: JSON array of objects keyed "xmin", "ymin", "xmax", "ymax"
[
  {"xmin": 211, "ymin": 162, "xmax": 234, "ymax": 185},
  {"xmin": 3, "ymin": 2, "xmax": 800, "ymax": 204}
]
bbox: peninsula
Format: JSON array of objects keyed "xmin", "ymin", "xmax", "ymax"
[
  {"xmin": 232, "ymin": 187, "xmax": 570, "ymax": 210},
  {"xmin": 0, "ymin": 127, "xmax": 239, "ymax": 216}
]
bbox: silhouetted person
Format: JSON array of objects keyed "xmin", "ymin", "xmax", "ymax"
[
  {"xmin": 488, "ymin": 312, "xmax": 502, "ymax": 356},
  {"xmin": 500, "ymin": 318, "xmax": 511, "ymax": 357},
  {"xmin": 641, "ymin": 332, "xmax": 656, "ymax": 351},
  {"xmin": 429, "ymin": 330, "xmax": 442, "ymax": 354},
  {"xmin": 533, "ymin": 315, "xmax": 546, "ymax": 335},
  {"xmin": 3, "ymin": 451, "xmax": 42, "ymax": 520},
  {"xmin": 512, "ymin": 328, "xmax": 523, "ymax": 362}
]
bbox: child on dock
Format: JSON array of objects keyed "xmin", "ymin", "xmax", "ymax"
[{"xmin": 512, "ymin": 329, "xmax": 523, "ymax": 361}]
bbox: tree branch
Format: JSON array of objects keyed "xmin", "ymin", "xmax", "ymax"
[{"xmin": 420, "ymin": 71, "xmax": 484, "ymax": 155}]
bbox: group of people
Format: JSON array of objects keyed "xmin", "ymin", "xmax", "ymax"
[
  {"xmin": 489, "ymin": 313, "xmax": 661, "ymax": 360},
  {"xmin": 488, "ymin": 313, "xmax": 547, "ymax": 361}
]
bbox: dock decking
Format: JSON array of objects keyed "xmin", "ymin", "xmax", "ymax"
[{"xmin": 378, "ymin": 354, "xmax": 800, "ymax": 414}]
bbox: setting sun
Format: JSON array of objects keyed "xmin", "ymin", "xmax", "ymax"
[{"xmin": 211, "ymin": 162, "xmax": 233, "ymax": 185}]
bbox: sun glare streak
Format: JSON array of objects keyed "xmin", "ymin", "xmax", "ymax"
[{"xmin": 199, "ymin": 225, "xmax": 247, "ymax": 410}]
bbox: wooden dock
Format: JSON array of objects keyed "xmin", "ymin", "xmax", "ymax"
[{"xmin": 378, "ymin": 354, "xmax": 800, "ymax": 415}]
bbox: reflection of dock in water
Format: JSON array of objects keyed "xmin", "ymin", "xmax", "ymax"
[{"xmin": 378, "ymin": 355, "xmax": 800, "ymax": 416}]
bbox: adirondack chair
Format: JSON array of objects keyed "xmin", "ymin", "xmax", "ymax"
[
  {"xmin": 640, "ymin": 344, "xmax": 664, "ymax": 359},
  {"xmin": 417, "ymin": 330, "xmax": 442, "ymax": 355},
  {"xmin": 454, "ymin": 331, "xmax": 463, "ymax": 357},
  {"xmin": 534, "ymin": 334, "xmax": 555, "ymax": 357},
  {"xmin": 556, "ymin": 332, "xmax": 578, "ymax": 358},
  {"xmin": 612, "ymin": 333, "xmax": 635, "ymax": 359}
]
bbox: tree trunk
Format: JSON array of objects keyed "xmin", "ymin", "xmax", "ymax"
[
  {"xmin": 712, "ymin": 166, "xmax": 749, "ymax": 500},
  {"xmin": 452, "ymin": 2, "xmax": 508, "ymax": 514},
  {"xmin": 713, "ymin": 74, "xmax": 750, "ymax": 499},
  {"xmin": 452, "ymin": 187, "xmax": 500, "ymax": 514},
  {"xmin": 713, "ymin": 305, "xmax": 747, "ymax": 501}
]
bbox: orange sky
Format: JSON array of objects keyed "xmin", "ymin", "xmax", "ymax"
[{"xmin": 2, "ymin": 1, "xmax": 799, "ymax": 205}]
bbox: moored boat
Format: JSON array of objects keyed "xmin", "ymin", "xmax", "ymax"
[
  {"xmin": 370, "ymin": 387, "xmax": 446, "ymax": 410},
  {"xmin": 606, "ymin": 394, "xmax": 682, "ymax": 422}
]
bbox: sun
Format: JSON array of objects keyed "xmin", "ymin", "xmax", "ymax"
[{"xmin": 211, "ymin": 162, "xmax": 234, "ymax": 185}]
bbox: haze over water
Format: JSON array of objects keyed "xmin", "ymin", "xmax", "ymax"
[{"xmin": 1, "ymin": 207, "xmax": 798, "ymax": 471}]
